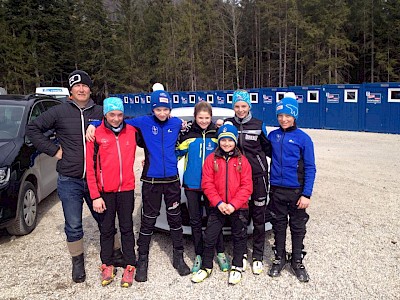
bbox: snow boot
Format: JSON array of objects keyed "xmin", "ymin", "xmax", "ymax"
[
  {"xmin": 135, "ymin": 254, "xmax": 149, "ymax": 282},
  {"xmin": 268, "ymin": 247, "xmax": 287, "ymax": 277},
  {"xmin": 71, "ymin": 254, "xmax": 86, "ymax": 283},
  {"xmin": 289, "ymin": 251, "xmax": 310, "ymax": 282}
]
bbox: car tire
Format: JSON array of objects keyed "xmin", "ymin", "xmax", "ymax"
[{"xmin": 7, "ymin": 181, "xmax": 38, "ymax": 236}]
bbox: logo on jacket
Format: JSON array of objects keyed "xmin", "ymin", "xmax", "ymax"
[
  {"xmin": 168, "ymin": 128, "xmax": 172, "ymax": 133},
  {"xmin": 101, "ymin": 138, "xmax": 110, "ymax": 146},
  {"xmin": 275, "ymin": 134, "xmax": 282, "ymax": 142},
  {"xmin": 152, "ymin": 126, "xmax": 158, "ymax": 135},
  {"xmin": 206, "ymin": 142, "xmax": 214, "ymax": 151},
  {"xmin": 245, "ymin": 134, "xmax": 257, "ymax": 141},
  {"xmin": 288, "ymin": 139, "xmax": 295, "ymax": 143}
]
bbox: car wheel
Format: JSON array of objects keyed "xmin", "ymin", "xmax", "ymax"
[{"xmin": 7, "ymin": 181, "xmax": 38, "ymax": 236}]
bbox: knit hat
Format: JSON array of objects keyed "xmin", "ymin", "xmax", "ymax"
[
  {"xmin": 152, "ymin": 83, "xmax": 165, "ymax": 91},
  {"xmin": 217, "ymin": 123, "xmax": 238, "ymax": 145},
  {"xmin": 276, "ymin": 92, "xmax": 299, "ymax": 119},
  {"xmin": 68, "ymin": 70, "xmax": 93, "ymax": 90},
  {"xmin": 232, "ymin": 89, "xmax": 251, "ymax": 108},
  {"xmin": 103, "ymin": 97, "xmax": 124, "ymax": 115},
  {"xmin": 151, "ymin": 90, "xmax": 172, "ymax": 110}
]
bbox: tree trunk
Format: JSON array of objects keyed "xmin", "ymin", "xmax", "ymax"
[{"xmin": 232, "ymin": 3, "xmax": 240, "ymax": 89}]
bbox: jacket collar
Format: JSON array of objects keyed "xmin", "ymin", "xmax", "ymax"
[
  {"xmin": 67, "ymin": 98, "xmax": 96, "ymax": 110},
  {"xmin": 279, "ymin": 123, "xmax": 297, "ymax": 132},
  {"xmin": 192, "ymin": 121, "xmax": 216, "ymax": 133},
  {"xmin": 234, "ymin": 111, "xmax": 252, "ymax": 124},
  {"xmin": 214, "ymin": 146, "xmax": 240, "ymax": 158}
]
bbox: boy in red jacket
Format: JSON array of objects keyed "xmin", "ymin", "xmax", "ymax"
[
  {"xmin": 86, "ymin": 97, "xmax": 138, "ymax": 288},
  {"xmin": 192, "ymin": 123, "xmax": 253, "ymax": 285}
]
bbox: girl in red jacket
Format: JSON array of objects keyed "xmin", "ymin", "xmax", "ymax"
[
  {"xmin": 192, "ymin": 123, "xmax": 253, "ymax": 285},
  {"xmin": 86, "ymin": 97, "xmax": 138, "ymax": 288}
]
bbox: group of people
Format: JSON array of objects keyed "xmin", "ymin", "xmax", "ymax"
[{"xmin": 26, "ymin": 69, "xmax": 316, "ymax": 288}]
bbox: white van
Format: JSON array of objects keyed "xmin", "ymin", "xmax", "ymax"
[{"xmin": 35, "ymin": 87, "xmax": 69, "ymax": 99}]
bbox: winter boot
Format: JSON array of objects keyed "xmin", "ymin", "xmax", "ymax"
[
  {"xmin": 289, "ymin": 251, "xmax": 310, "ymax": 282},
  {"xmin": 173, "ymin": 249, "xmax": 191, "ymax": 276},
  {"xmin": 71, "ymin": 254, "xmax": 86, "ymax": 283},
  {"xmin": 112, "ymin": 248, "xmax": 125, "ymax": 268},
  {"xmin": 268, "ymin": 247, "xmax": 287, "ymax": 277},
  {"xmin": 135, "ymin": 254, "xmax": 149, "ymax": 282}
]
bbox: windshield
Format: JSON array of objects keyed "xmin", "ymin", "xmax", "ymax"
[{"xmin": 0, "ymin": 104, "xmax": 25, "ymax": 139}]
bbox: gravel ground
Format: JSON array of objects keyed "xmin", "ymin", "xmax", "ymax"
[{"xmin": 1, "ymin": 128, "xmax": 399, "ymax": 300}]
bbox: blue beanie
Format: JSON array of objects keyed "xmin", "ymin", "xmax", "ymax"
[
  {"xmin": 218, "ymin": 123, "xmax": 238, "ymax": 145},
  {"xmin": 276, "ymin": 93, "xmax": 299, "ymax": 119},
  {"xmin": 103, "ymin": 97, "xmax": 124, "ymax": 115},
  {"xmin": 151, "ymin": 90, "xmax": 172, "ymax": 110},
  {"xmin": 232, "ymin": 89, "xmax": 251, "ymax": 108}
]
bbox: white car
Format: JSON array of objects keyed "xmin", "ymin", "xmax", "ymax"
[{"xmin": 154, "ymin": 106, "xmax": 272, "ymax": 235}]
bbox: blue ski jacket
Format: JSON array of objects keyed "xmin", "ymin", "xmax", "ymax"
[{"xmin": 268, "ymin": 126, "xmax": 316, "ymax": 198}]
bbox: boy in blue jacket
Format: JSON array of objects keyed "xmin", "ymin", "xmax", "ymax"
[
  {"xmin": 128, "ymin": 90, "xmax": 191, "ymax": 282},
  {"xmin": 267, "ymin": 92, "xmax": 316, "ymax": 282}
]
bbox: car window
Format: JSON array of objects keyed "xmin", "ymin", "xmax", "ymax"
[
  {"xmin": 0, "ymin": 105, "xmax": 25, "ymax": 139},
  {"xmin": 29, "ymin": 103, "xmax": 44, "ymax": 123},
  {"xmin": 42, "ymin": 100, "xmax": 61, "ymax": 111}
]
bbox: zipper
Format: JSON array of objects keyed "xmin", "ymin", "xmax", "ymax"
[
  {"xmin": 70, "ymin": 101, "xmax": 96, "ymax": 179},
  {"xmin": 99, "ymin": 153, "xmax": 104, "ymax": 190},
  {"xmin": 279, "ymin": 132, "xmax": 285, "ymax": 186},
  {"xmin": 256, "ymin": 154, "xmax": 266, "ymax": 172},
  {"xmin": 225, "ymin": 157, "xmax": 230, "ymax": 203},
  {"xmin": 239, "ymin": 123, "xmax": 245, "ymax": 155},
  {"xmin": 162, "ymin": 127, "xmax": 165, "ymax": 177},
  {"xmin": 115, "ymin": 135, "xmax": 123, "ymax": 192},
  {"xmin": 80, "ymin": 110, "xmax": 86, "ymax": 178},
  {"xmin": 201, "ymin": 130, "xmax": 206, "ymax": 163}
]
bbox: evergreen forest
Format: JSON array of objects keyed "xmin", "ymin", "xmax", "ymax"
[{"xmin": 1, "ymin": 0, "xmax": 400, "ymax": 100}]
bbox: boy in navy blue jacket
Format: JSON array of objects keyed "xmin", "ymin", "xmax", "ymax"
[
  {"xmin": 267, "ymin": 92, "xmax": 316, "ymax": 282},
  {"xmin": 127, "ymin": 90, "xmax": 191, "ymax": 282}
]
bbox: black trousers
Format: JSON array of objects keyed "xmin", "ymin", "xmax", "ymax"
[
  {"xmin": 268, "ymin": 186, "xmax": 309, "ymax": 261},
  {"xmin": 185, "ymin": 190, "xmax": 224, "ymax": 256},
  {"xmin": 202, "ymin": 208, "xmax": 248, "ymax": 269},
  {"xmin": 248, "ymin": 175, "xmax": 268, "ymax": 261},
  {"xmin": 137, "ymin": 181, "xmax": 184, "ymax": 255},
  {"xmin": 99, "ymin": 190, "xmax": 136, "ymax": 266}
]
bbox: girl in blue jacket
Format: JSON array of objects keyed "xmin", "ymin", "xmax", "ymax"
[
  {"xmin": 267, "ymin": 92, "xmax": 316, "ymax": 282},
  {"xmin": 176, "ymin": 101, "xmax": 229, "ymax": 274}
]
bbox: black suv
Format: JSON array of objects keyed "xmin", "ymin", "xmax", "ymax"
[{"xmin": 0, "ymin": 94, "xmax": 61, "ymax": 235}]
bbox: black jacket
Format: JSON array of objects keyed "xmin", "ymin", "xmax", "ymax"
[
  {"xmin": 26, "ymin": 98, "xmax": 103, "ymax": 178},
  {"xmin": 225, "ymin": 115, "xmax": 271, "ymax": 178}
]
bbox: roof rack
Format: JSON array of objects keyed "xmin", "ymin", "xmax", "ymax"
[{"xmin": 25, "ymin": 93, "xmax": 57, "ymax": 100}]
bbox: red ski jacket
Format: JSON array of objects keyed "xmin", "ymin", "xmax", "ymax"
[
  {"xmin": 201, "ymin": 148, "xmax": 253, "ymax": 210},
  {"xmin": 86, "ymin": 121, "xmax": 137, "ymax": 200}
]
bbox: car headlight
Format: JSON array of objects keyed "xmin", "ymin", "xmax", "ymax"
[{"xmin": 0, "ymin": 167, "xmax": 11, "ymax": 185}]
